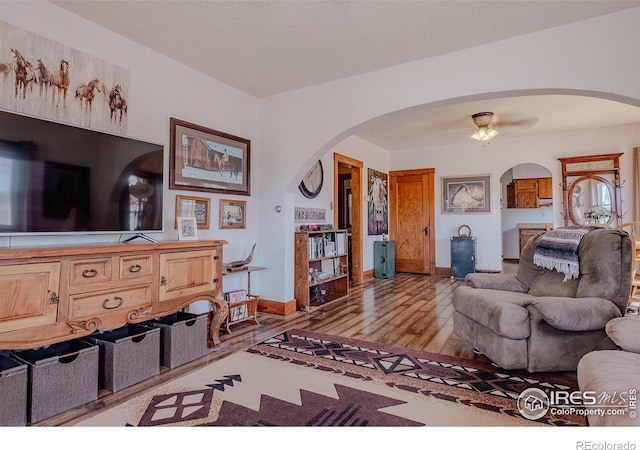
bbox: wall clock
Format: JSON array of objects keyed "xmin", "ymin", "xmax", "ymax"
[{"xmin": 299, "ymin": 160, "xmax": 323, "ymax": 199}]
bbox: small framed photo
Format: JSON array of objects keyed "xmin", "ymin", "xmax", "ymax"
[
  {"xmin": 177, "ymin": 216, "xmax": 198, "ymax": 240},
  {"xmin": 219, "ymin": 199, "xmax": 246, "ymax": 229},
  {"xmin": 175, "ymin": 195, "xmax": 210, "ymax": 229}
]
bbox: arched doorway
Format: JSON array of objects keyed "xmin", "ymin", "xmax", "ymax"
[{"xmin": 500, "ymin": 163, "xmax": 553, "ymax": 271}]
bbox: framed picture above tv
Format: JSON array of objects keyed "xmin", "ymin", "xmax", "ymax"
[{"xmin": 169, "ymin": 118, "xmax": 250, "ymax": 196}]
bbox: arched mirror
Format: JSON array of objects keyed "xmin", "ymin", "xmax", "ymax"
[
  {"xmin": 559, "ymin": 153, "xmax": 623, "ymax": 227},
  {"xmin": 568, "ymin": 175, "xmax": 614, "ymax": 225}
]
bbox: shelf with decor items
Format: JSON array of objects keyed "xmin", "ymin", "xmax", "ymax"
[{"xmin": 295, "ymin": 229, "xmax": 349, "ymax": 311}]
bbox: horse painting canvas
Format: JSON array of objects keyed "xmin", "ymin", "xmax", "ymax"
[
  {"xmin": 368, "ymin": 168, "xmax": 389, "ymax": 236},
  {"xmin": 0, "ymin": 20, "xmax": 130, "ymax": 134}
]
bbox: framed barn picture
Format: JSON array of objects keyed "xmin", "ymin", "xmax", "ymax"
[{"xmin": 169, "ymin": 118, "xmax": 250, "ymax": 195}]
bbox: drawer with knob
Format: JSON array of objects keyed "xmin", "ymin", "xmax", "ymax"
[
  {"xmin": 69, "ymin": 257, "xmax": 113, "ymax": 286},
  {"xmin": 68, "ymin": 284, "xmax": 153, "ymax": 320},
  {"xmin": 120, "ymin": 254, "xmax": 153, "ymax": 281}
]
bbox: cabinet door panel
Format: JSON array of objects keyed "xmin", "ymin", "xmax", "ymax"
[
  {"xmin": 515, "ymin": 178, "xmax": 538, "ymax": 190},
  {"xmin": 0, "ymin": 262, "xmax": 60, "ymax": 333},
  {"xmin": 159, "ymin": 250, "xmax": 216, "ymax": 302},
  {"xmin": 538, "ymin": 177, "xmax": 553, "ymax": 199},
  {"xmin": 516, "ymin": 191, "xmax": 539, "ymax": 208}
]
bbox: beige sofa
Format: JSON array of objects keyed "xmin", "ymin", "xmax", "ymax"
[
  {"xmin": 577, "ymin": 316, "xmax": 640, "ymax": 426},
  {"xmin": 452, "ymin": 228, "xmax": 633, "ymax": 372}
]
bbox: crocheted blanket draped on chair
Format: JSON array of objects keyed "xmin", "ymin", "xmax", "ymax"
[{"xmin": 533, "ymin": 226, "xmax": 599, "ymax": 282}]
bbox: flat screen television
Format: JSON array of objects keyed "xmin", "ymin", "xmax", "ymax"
[{"xmin": 0, "ymin": 109, "xmax": 164, "ymax": 236}]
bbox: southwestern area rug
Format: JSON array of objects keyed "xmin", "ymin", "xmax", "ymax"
[{"xmin": 74, "ymin": 329, "xmax": 586, "ymax": 427}]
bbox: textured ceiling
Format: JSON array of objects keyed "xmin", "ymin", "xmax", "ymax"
[{"xmin": 50, "ymin": 0, "xmax": 640, "ymax": 149}]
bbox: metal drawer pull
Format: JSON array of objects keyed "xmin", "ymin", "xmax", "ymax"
[
  {"xmin": 82, "ymin": 268, "xmax": 98, "ymax": 278},
  {"xmin": 129, "ymin": 264, "xmax": 142, "ymax": 273},
  {"xmin": 103, "ymin": 296, "xmax": 123, "ymax": 310}
]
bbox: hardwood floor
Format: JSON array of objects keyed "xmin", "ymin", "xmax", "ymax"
[{"xmin": 39, "ymin": 272, "xmax": 486, "ymax": 427}]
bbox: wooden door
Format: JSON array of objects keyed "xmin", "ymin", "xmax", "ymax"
[
  {"xmin": 333, "ymin": 153, "xmax": 363, "ymax": 283},
  {"xmin": 389, "ymin": 169, "xmax": 435, "ymax": 274}
]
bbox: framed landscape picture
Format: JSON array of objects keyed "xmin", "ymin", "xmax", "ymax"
[
  {"xmin": 169, "ymin": 118, "xmax": 250, "ymax": 195},
  {"xmin": 442, "ymin": 175, "xmax": 491, "ymax": 213}
]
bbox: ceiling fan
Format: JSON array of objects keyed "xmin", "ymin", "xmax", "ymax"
[{"xmin": 470, "ymin": 111, "xmax": 538, "ymax": 142}]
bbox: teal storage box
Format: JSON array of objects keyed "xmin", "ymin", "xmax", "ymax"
[
  {"xmin": 374, "ymin": 240, "xmax": 395, "ymax": 279},
  {"xmin": 148, "ymin": 312, "xmax": 208, "ymax": 369},
  {"xmin": 14, "ymin": 340, "xmax": 98, "ymax": 424},
  {"xmin": 88, "ymin": 324, "xmax": 160, "ymax": 393},
  {"xmin": 0, "ymin": 353, "xmax": 28, "ymax": 426}
]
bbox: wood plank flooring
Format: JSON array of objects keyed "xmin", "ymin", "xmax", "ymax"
[{"xmin": 38, "ymin": 272, "xmax": 487, "ymax": 427}]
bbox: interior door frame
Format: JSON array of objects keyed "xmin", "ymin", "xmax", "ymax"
[
  {"xmin": 389, "ymin": 168, "xmax": 436, "ymax": 274},
  {"xmin": 333, "ymin": 153, "xmax": 363, "ymax": 284}
]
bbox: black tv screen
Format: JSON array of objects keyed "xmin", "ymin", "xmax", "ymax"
[{"xmin": 0, "ymin": 110, "xmax": 164, "ymax": 235}]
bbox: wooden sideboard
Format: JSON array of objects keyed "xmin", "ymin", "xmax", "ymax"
[{"xmin": 0, "ymin": 240, "xmax": 228, "ymax": 350}]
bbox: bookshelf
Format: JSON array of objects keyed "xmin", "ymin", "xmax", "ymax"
[{"xmin": 294, "ymin": 229, "xmax": 349, "ymax": 310}]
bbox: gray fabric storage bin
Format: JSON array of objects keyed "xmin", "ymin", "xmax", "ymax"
[
  {"xmin": 148, "ymin": 312, "xmax": 208, "ymax": 369},
  {"xmin": 0, "ymin": 353, "xmax": 28, "ymax": 426},
  {"xmin": 14, "ymin": 340, "xmax": 98, "ymax": 424},
  {"xmin": 88, "ymin": 324, "xmax": 160, "ymax": 393}
]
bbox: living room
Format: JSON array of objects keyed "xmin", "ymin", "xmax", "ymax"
[{"xmin": 2, "ymin": 0, "xmax": 640, "ymax": 444}]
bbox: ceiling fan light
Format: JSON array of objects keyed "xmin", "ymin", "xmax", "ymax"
[{"xmin": 471, "ymin": 125, "xmax": 498, "ymax": 141}]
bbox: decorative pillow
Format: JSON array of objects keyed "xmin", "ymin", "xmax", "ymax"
[{"xmin": 606, "ymin": 317, "xmax": 640, "ymax": 353}]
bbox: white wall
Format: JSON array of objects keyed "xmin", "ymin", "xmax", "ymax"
[
  {"xmin": 392, "ymin": 123, "xmax": 639, "ymax": 270},
  {"xmin": 5, "ymin": 3, "xmax": 640, "ymax": 305},
  {"xmin": 258, "ymin": 8, "xmax": 640, "ymax": 300},
  {"xmin": 2, "ymin": 3, "xmax": 260, "ymax": 269},
  {"xmin": 288, "ymin": 135, "xmax": 389, "ymax": 276}
]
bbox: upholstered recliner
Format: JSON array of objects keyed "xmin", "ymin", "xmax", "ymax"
[{"xmin": 452, "ymin": 228, "xmax": 633, "ymax": 372}]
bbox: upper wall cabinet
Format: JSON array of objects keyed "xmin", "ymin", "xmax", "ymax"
[
  {"xmin": 506, "ymin": 177, "xmax": 552, "ymax": 208},
  {"xmin": 559, "ymin": 153, "xmax": 623, "ymax": 227}
]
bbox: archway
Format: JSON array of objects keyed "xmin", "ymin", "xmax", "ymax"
[{"xmin": 500, "ymin": 163, "xmax": 553, "ymax": 269}]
